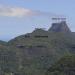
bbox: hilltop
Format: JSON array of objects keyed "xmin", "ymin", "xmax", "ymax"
[{"xmin": 48, "ymin": 21, "xmax": 71, "ymax": 32}]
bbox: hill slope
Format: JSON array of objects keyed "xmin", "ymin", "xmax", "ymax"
[
  {"xmin": 0, "ymin": 21, "xmax": 75, "ymax": 75},
  {"xmin": 7, "ymin": 27, "xmax": 75, "ymax": 75},
  {"xmin": 47, "ymin": 54, "xmax": 75, "ymax": 75}
]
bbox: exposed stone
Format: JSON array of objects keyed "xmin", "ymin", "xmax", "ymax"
[{"xmin": 48, "ymin": 21, "xmax": 71, "ymax": 32}]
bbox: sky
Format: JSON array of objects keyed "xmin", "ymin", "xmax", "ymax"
[{"xmin": 0, "ymin": 0, "xmax": 75, "ymax": 41}]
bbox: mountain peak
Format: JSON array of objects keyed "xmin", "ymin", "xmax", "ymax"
[{"xmin": 48, "ymin": 21, "xmax": 71, "ymax": 32}]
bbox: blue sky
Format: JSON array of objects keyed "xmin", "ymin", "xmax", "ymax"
[{"xmin": 0, "ymin": 0, "xmax": 75, "ymax": 41}]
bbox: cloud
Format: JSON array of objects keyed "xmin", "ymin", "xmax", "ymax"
[
  {"xmin": 0, "ymin": 5, "xmax": 36, "ymax": 17},
  {"xmin": 0, "ymin": 5, "xmax": 66, "ymax": 18}
]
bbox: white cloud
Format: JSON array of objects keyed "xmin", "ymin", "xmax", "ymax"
[
  {"xmin": 0, "ymin": 5, "xmax": 36, "ymax": 17},
  {"xmin": 0, "ymin": 5, "xmax": 66, "ymax": 18}
]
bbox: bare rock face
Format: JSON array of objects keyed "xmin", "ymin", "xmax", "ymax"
[{"xmin": 48, "ymin": 21, "xmax": 71, "ymax": 32}]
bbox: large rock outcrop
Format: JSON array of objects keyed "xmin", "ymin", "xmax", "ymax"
[{"xmin": 48, "ymin": 21, "xmax": 71, "ymax": 33}]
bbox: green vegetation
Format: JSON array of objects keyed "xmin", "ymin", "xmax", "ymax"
[
  {"xmin": 47, "ymin": 54, "xmax": 75, "ymax": 75},
  {"xmin": 0, "ymin": 23, "xmax": 75, "ymax": 75}
]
